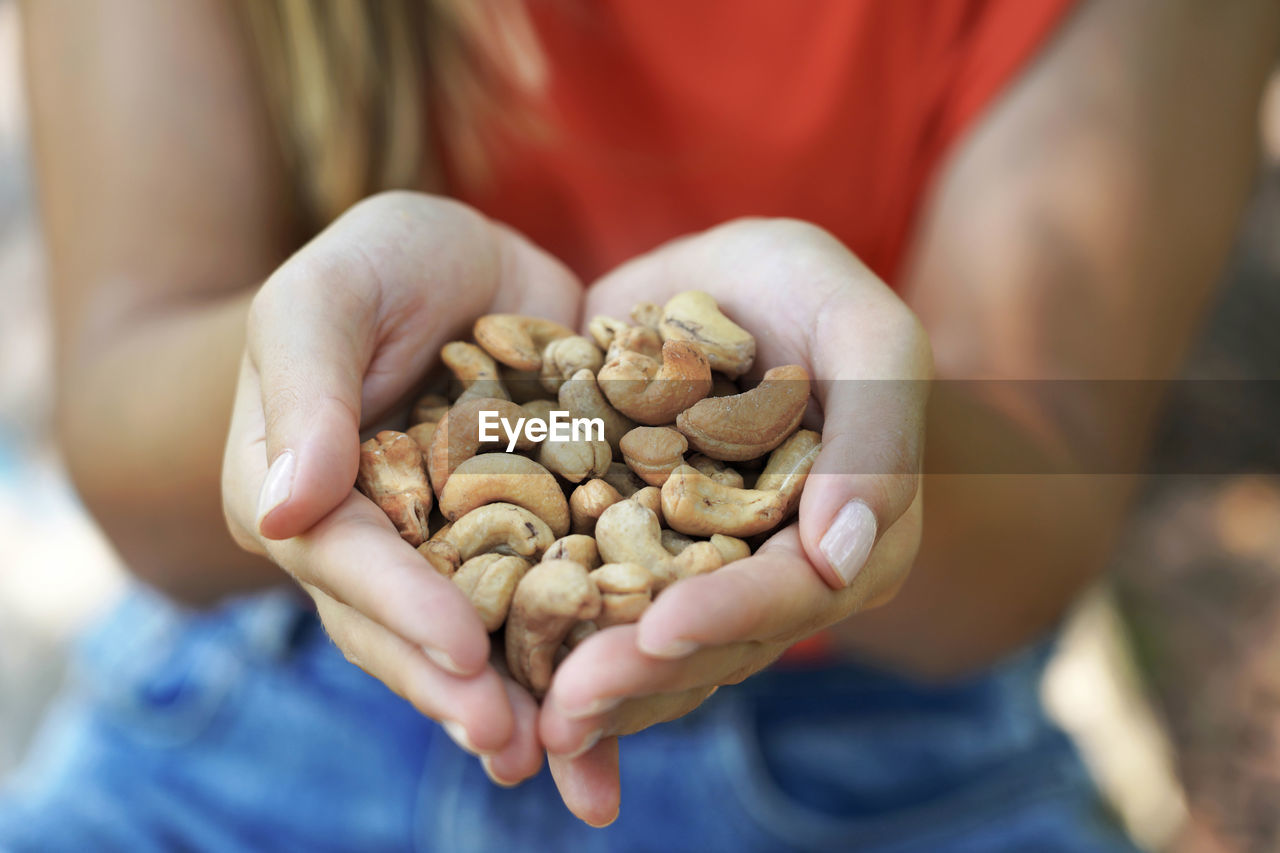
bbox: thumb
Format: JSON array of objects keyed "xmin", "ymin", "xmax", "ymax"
[
  {"xmin": 249, "ymin": 265, "xmax": 374, "ymax": 541},
  {"xmin": 798, "ymin": 306, "xmax": 931, "ymax": 591}
]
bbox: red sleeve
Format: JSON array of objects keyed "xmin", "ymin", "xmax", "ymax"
[{"xmin": 882, "ymin": 0, "xmax": 1079, "ymax": 282}]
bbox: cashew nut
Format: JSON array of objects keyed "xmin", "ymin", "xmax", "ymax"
[
  {"xmin": 590, "ymin": 563, "xmax": 656, "ymax": 628},
  {"xmin": 600, "ymin": 462, "xmax": 645, "ymax": 497},
  {"xmin": 474, "ymin": 314, "xmax": 574, "ymax": 371},
  {"xmin": 671, "ymin": 541, "xmax": 724, "ymax": 580},
  {"xmin": 753, "ymin": 428, "xmax": 822, "ymax": 516},
  {"xmin": 630, "ymin": 486, "xmax": 663, "ymax": 521},
  {"xmin": 661, "ymin": 530, "xmax": 748, "ymax": 567},
  {"xmin": 660, "ymin": 528, "xmax": 696, "ymax": 555},
  {"xmin": 593, "ymin": 499, "xmax": 724, "ymax": 590},
  {"xmin": 569, "ymin": 478, "xmax": 623, "ymax": 534},
  {"xmin": 710, "ymin": 533, "xmax": 751, "ymax": 564},
  {"xmin": 676, "ymin": 364, "xmax": 810, "ymax": 461},
  {"xmin": 540, "ymin": 335, "xmax": 604, "ymax": 394},
  {"xmin": 630, "ymin": 301, "xmax": 662, "ymax": 330},
  {"xmin": 356, "ymin": 430, "xmax": 433, "ymax": 546},
  {"xmin": 521, "ymin": 398, "xmax": 557, "ymax": 425},
  {"xmin": 659, "ymin": 465, "xmax": 784, "ymax": 538},
  {"xmin": 443, "ymin": 502, "xmax": 554, "ymax": 561},
  {"xmin": 620, "ymin": 426, "xmax": 689, "ymax": 486},
  {"xmin": 411, "ymin": 392, "xmax": 451, "ymax": 425},
  {"xmin": 606, "ymin": 325, "xmax": 662, "ymax": 362},
  {"xmin": 658, "ymin": 290, "xmax": 756, "ymax": 378},
  {"xmin": 499, "ymin": 365, "xmax": 547, "ymax": 404},
  {"xmin": 598, "ymin": 340, "xmax": 712, "ymax": 426},
  {"xmin": 587, "ymin": 315, "xmax": 628, "ymax": 351},
  {"xmin": 660, "ymin": 429, "xmax": 820, "ymax": 537},
  {"xmin": 452, "ymin": 553, "xmax": 530, "ymax": 632},
  {"xmin": 427, "ymin": 397, "xmax": 535, "ymax": 495},
  {"xmin": 537, "ymin": 436, "xmax": 612, "ymax": 483},
  {"xmin": 417, "ymin": 539, "xmax": 461, "ymax": 577},
  {"xmin": 406, "ymin": 422, "xmax": 438, "ymax": 465},
  {"xmin": 438, "ymin": 453, "xmax": 570, "ymax": 537},
  {"xmin": 687, "ymin": 453, "xmax": 745, "ymax": 489},
  {"xmin": 565, "ymin": 619, "xmax": 598, "ymax": 650},
  {"xmin": 442, "ymin": 341, "xmax": 509, "ymax": 404},
  {"xmin": 593, "ymin": 499, "xmax": 677, "ymax": 587},
  {"xmin": 558, "ymin": 369, "xmax": 635, "ymax": 453},
  {"xmin": 505, "ymin": 559, "xmax": 602, "ymax": 693},
  {"xmin": 543, "ymin": 534, "xmax": 601, "ymax": 569}
]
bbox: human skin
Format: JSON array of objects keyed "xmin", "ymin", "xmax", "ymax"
[
  {"xmin": 21, "ymin": 0, "xmax": 1280, "ymax": 828},
  {"xmin": 535, "ymin": 0, "xmax": 1280, "ymax": 824}
]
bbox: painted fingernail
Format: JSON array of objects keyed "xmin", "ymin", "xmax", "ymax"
[
  {"xmin": 443, "ymin": 720, "xmax": 489, "ymax": 756},
  {"xmin": 560, "ymin": 695, "xmax": 621, "ymax": 721},
  {"xmin": 423, "ymin": 646, "xmax": 467, "ymax": 676},
  {"xmin": 563, "ymin": 728, "xmax": 604, "ymax": 760},
  {"xmin": 256, "ymin": 450, "xmax": 295, "ymax": 530},
  {"xmin": 820, "ymin": 500, "xmax": 878, "ymax": 587},
  {"xmin": 638, "ymin": 637, "xmax": 699, "ymax": 659},
  {"xmin": 480, "ymin": 756, "xmax": 519, "ymax": 788}
]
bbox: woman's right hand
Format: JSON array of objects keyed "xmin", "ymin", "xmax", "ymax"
[{"xmin": 221, "ymin": 192, "xmax": 582, "ymax": 784}]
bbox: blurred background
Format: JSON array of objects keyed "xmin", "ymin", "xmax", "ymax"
[{"xmin": 1, "ymin": 2, "xmax": 1277, "ymax": 849}]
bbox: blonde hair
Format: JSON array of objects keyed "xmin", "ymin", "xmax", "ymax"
[{"xmin": 238, "ymin": 0, "xmax": 547, "ymax": 229}]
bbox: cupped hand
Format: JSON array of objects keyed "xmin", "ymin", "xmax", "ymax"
[
  {"xmin": 539, "ymin": 218, "xmax": 933, "ymax": 826},
  {"xmin": 222, "ymin": 191, "xmax": 581, "ymax": 784}
]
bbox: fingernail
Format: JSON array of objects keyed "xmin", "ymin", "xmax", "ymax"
[
  {"xmin": 424, "ymin": 646, "xmax": 467, "ymax": 676},
  {"xmin": 637, "ymin": 637, "xmax": 699, "ymax": 659},
  {"xmin": 585, "ymin": 807, "xmax": 620, "ymax": 829},
  {"xmin": 443, "ymin": 720, "xmax": 489, "ymax": 756},
  {"xmin": 563, "ymin": 728, "xmax": 604, "ymax": 760},
  {"xmin": 560, "ymin": 695, "xmax": 621, "ymax": 721},
  {"xmin": 480, "ymin": 756, "xmax": 519, "ymax": 788},
  {"xmin": 256, "ymin": 450, "xmax": 295, "ymax": 530},
  {"xmin": 820, "ymin": 500, "xmax": 878, "ymax": 587}
]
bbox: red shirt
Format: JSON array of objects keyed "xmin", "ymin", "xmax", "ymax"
[
  {"xmin": 451, "ymin": 1, "xmax": 1076, "ymax": 662},
  {"xmin": 451, "ymin": 0, "xmax": 1077, "ymax": 286}
]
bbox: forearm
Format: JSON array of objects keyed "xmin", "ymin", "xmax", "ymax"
[
  {"xmin": 56, "ymin": 287, "xmax": 280, "ymax": 605},
  {"xmin": 825, "ymin": 0, "xmax": 1279, "ymax": 678},
  {"xmin": 830, "ymin": 387, "xmax": 1144, "ymax": 677}
]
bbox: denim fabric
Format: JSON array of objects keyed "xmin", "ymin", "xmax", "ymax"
[{"xmin": 0, "ymin": 587, "xmax": 1138, "ymax": 852}]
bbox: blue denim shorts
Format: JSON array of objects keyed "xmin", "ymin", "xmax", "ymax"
[{"xmin": 0, "ymin": 586, "xmax": 1137, "ymax": 852}]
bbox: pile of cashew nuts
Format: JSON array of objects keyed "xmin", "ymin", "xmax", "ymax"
[{"xmin": 355, "ymin": 291, "xmax": 820, "ymax": 695}]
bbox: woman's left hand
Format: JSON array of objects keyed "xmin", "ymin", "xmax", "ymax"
[{"xmin": 536, "ymin": 219, "xmax": 932, "ymax": 826}]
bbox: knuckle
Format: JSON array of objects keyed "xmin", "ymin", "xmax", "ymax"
[{"xmin": 866, "ymin": 471, "xmax": 920, "ymax": 525}]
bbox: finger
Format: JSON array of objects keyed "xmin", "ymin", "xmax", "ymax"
[
  {"xmin": 587, "ymin": 219, "xmax": 929, "ymax": 588},
  {"xmin": 545, "ymin": 686, "xmax": 716, "ymax": 763},
  {"xmin": 635, "ymin": 522, "xmax": 918, "ymax": 659},
  {"xmin": 480, "ymin": 678, "xmax": 545, "ymax": 787},
  {"xmin": 247, "ymin": 257, "xmax": 373, "ymax": 541},
  {"xmin": 798, "ymin": 289, "xmax": 930, "ymax": 589},
  {"xmin": 311, "ymin": 589, "xmax": 514, "ymax": 754},
  {"xmin": 222, "ymin": 354, "xmax": 271, "ymax": 554},
  {"xmin": 486, "ymin": 221, "xmax": 584, "ymax": 328},
  {"xmin": 543, "ymin": 629, "xmax": 739, "ymax": 751},
  {"xmin": 547, "ymin": 737, "xmax": 621, "ymax": 828},
  {"xmin": 250, "ymin": 198, "xmax": 584, "ymax": 542},
  {"xmin": 541, "ymin": 626, "xmax": 764, "ymax": 753},
  {"xmin": 609, "ymin": 686, "xmax": 718, "ymax": 737},
  {"xmin": 266, "ymin": 490, "xmax": 491, "ymax": 675}
]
